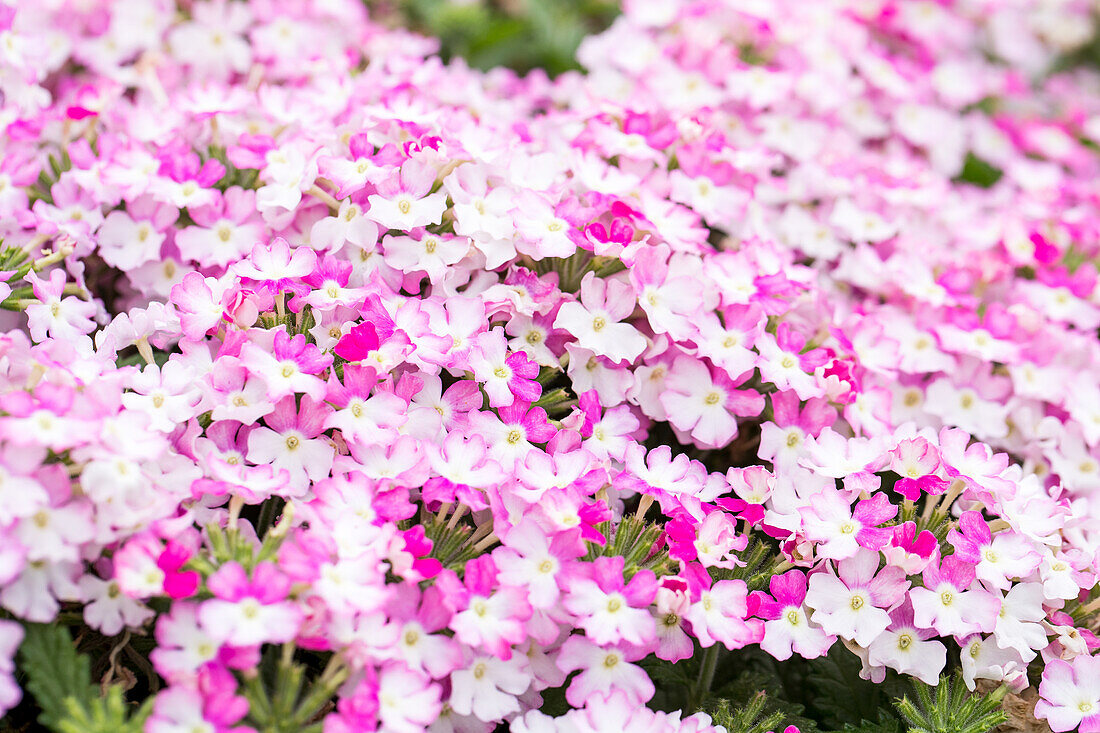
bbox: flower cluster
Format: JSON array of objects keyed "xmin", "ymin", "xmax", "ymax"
[{"xmin": 1, "ymin": 0, "xmax": 1100, "ymax": 731}]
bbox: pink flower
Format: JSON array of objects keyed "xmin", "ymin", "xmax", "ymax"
[
  {"xmin": 366, "ymin": 159, "xmax": 447, "ymax": 231},
  {"xmin": 575, "ymin": 390, "xmax": 639, "ymax": 462},
  {"xmin": 246, "ymin": 395, "xmax": 335, "ymax": 496},
  {"xmin": 1035, "ymin": 655, "xmax": 1100, "ymax": 732},
  {"xmin": 448, "ymin": 651, "xmax": 532, "ymax": 723},
  {"xmin": 198, "ymin": 561, "xmax": 302, "ymax": 646},
  {"xmin": 233, "ymin": 237, "xmax": 318, "ymax": 296},
  {"xmin": 467, "ymin": 400, "xmax": 556, "ymax": 469},
  {"xmin": 319, "ymin": 132, "xmax": 389, "ymax": 199},
  {"xmin": 424, "ymin": 432, "xmax": 504, "ymax": 509},
  {"xmin": 947, "ymin": 511, "xmax": 1041, "ymax": 590},
  {"xmin": 171, "ymin": 273, "xmax": 237, "ymax": 340},
  {"xmin": 295, "ymin": 255, "xmax": 365, "ymax": 311},
  {"xmin": 882, "ymin": 521, "xmax": 938, "ymax": 574},
  {"xmin": 909, "ymin": 555, "xmax": 1001, "ymax": 638},
  {"xmin": 695, "ymin": 303, "xmax": 766, "ymax": 380},
  {"xmin": 666, "ymin": 510, "xmax": 745, "ymax": 568},
  {"xmin": 146, "ymin": 685, "xmax": 248, "ymax": 733},
  {"xmin": 661, "ymin": 356, "xmax": 764, "ymax": 449},
  {"xmin": 891, "ymin": 437, "xmax": 948, "ymax": 501},
  {"xmin": 685, "ymin": 579, "xmax": 763, "ymax": 650},
  {"xmin": 553, "ymin": 272, "xmax": 646, "ymax": 364},
  {"xmin": 562, "ymin": 555, "xmax": 658, "ymax": 646},
  {"xmin": 386, "ymin": 585, "xmax": 463, "ymax": 679},
  {"xmin": 311, "ymin": 199, "xmax": 380, "ymax": 254},
  {"xmin": 324, "ymin": 364, "xmax": 407, "ymax": 447},
  {"xmin": 805, "ymin": 549, "xmax": 909, "ymax": 647},
  {"xmin": 752, "ymin": 570, "xmax": 836, "ymax": 661},
  {"xmin": 24, "ymin": 269, "xmax": 96, "ymax": 343},
  {"xmin": 512, "ymin": 190, "xmax": 578, "ymax": 261},
  {"xmin": 629, "ymin": 244, "xmax": 704, "ymax": 337},
  {"xmin": 867, "ymin": 601, "xmax": 947, "ymax": 686},
  {"xmin": 0, "ymin": 620, "xmax": 23, "ymax": 717},
  {"xmin": 800, "ymin": 489, "xmax": 897, "ymax": 561},
  {"xmin": 469, "ymin": 328, "xmax": 542, "ymax": 408},
  {"xmin": 755, "ymin": 323, "xmax": 828, "ymax": 400},
  {"xmin": 375, "ymin": 664, "xmax": 442, "ymax": 733},
  {"xmin": 175, "ymin": 187, "xmax": 263, "ymax": 267},
  {"xmin": 151, "ymin": 603, "xmax": 230, "ymax": 684},
  {"xmin": 494, "ymin": 519, "xmax": 583, "ymax": 610},
  {"xmin": 556, "ymin": 635, "xmax": 654, "ymax": 708},
  {"xmin": 382, "ymin": 230, "xmax": 469, "ymax": 284},
  {"xmin": 438, "ymin": 556, "xmax": 532, "ymax": 660}
]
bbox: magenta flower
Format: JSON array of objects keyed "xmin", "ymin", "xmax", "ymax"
[
  {"xmin": 437, "ymin": 556, "xmax": 531, "ymax": 660},
  {"xmin": 156, "ymin": 539, "xmax": 201, "ymax": 600},
  {"xmin": 800, "ymin": 490, "xmax": 897, "ymax": 561},
  {"xmin": 882, "ymin": 521, "xmax": 938, "ymax": 574},
  {"xmin": 751, "ymin": 570, "xmax": 835, "ymax": 661},
  {"xmin": 469, "ymin": 328, "xmax": 542, "ymax": 408}
]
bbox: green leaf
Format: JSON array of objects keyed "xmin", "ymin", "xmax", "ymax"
[
  {"xmin": 805, "ymin": 646, "xmax": 888, "ymax": 728},
  {"xmin": 893, "ymin": 673, "xmax": 1008, "ymax": 733},
  {"xmin": 18, "ymin": 624, "xmax": 150, "ymax": 733},
  {"xmin": 708, "ymin": 692, "xmax": 788, "ymax": 733},
  {"xmin": 954, "ymin": 152, "xmax": 1003, "ymax": 189},
  {"xmin": 842, "ymin": 712, "xmax": 903, "ymax": 733}
]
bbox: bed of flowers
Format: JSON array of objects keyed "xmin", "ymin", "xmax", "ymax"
[{"xmin": 2, "ymin": 0, "xmax": 1100, "ymax": 731}]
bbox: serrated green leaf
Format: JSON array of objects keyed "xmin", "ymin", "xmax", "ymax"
[{"xmin": 18, "ymin": 624, "xmax": 149, "ymax": 733}]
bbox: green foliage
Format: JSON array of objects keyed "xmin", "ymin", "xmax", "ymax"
[
  {"xmin": 954, "ymin": 152, "xmax": 1004, "ymax": 188},
  {"xmin": 711, "ymin": 536, "xmax": 786, "ymax": 593},
  {"xmin": 802, "ymin": 647, "xmax": 907, "ymax": 730},
  {"xmin": 208, "ymin": 145, "xmax": 260, "ymax": 191},
  {"xmin": 17, "ymin": 624, "xmax": 151, "ymax": 733},
  {"xmin": 28, "ymin": 150, "xmax": 72, "ymax": 205},
  {"xmin": 709, "ymin": 692, "xmax": 789, "ymax": 733},
  {"xmin": 1053, "ymin": 26, "xmax": 1100, "ymax": 71},
  {"xmin": 241, "ymin": 645, "xmax": 349, "ymax": 733},
  {"xmin": 709, "ymin": 667, "xmax": 818, "ymax": 732},
  {"xmin": 0, "ymin": 245, "xmax": 27, "ymax": 273},
  {"xmin": 841, "ymin": 713, "xmax": 903, "ymax": 733},
  {"xmin": 377, "ymin": 0, "xmax": 618, "ymax": 75},
  {"xmin": 893, "ymin": 673, "xmax": 1009, "ymax": 733},
  {"xmin": 584, "ymin": 512, "xmax": 675, "ymax": 577}
]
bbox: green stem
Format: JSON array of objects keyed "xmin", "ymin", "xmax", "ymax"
[
  {"xmin": 256, "ymin": 497, "xmax": 284, "ymax": 538},
  {"xmin": 688, "ymin": 645, "xmax": 720, "ymax": 713}
]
